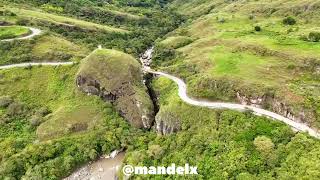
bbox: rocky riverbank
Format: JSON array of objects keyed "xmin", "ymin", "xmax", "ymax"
[{"xmin": 64, "ymin": 150, "xmax": 125, "ymax": 180}]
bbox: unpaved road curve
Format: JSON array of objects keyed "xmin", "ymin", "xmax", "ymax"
[
  {"xmin": 1, "ymin": 26, "xmax": 42, "ymax": 42},
  {"xmin": 0, "ymin": 62, "xmax": 74, "ymax": 70},
  {"xmin": 145, "ymin": 68, "xmax": 320, "ymax": 139}
]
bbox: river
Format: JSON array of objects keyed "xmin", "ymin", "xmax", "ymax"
[{"xmin": 64, "ymin": 151, "xmax": 125, "ymax": 180}]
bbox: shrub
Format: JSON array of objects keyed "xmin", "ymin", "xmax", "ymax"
[
  {"xmin": 218, "ymin": 17, "xmax": 226, "ymax": 23},
  {"xmin": 308, "ymin": 32, "xmax": 320, "ymax": 42},
  {"xmin": 24, "ymin": 64, "xmax": 32, "ymax": 70},
  {"xmin": 40, "ymin": 4, "xmax": 64, "ymax": 13},
  {"xmin": 287, "ymin": 64, "xmax": 296, "ymax": 70},
  {"xmin": 299, "ymin": 35, "xmax": 309, "ymax": 41},
  {"xmin": 35, "ymin": 107, "xmax": 51, "ymax": 117},
  {"xmin": 0, "ymin": 114, "xmax": 11, "ymax": 124},
  {"xmin": 29, "ymin": 115, "xmax": 43, "ymax": 127},
  {"xmin": 283, "ymin": 17, "xmax": 296, "ymax": 25},
  {"xmin": 152, "ymin": 46, "xmax": 176, "ymax": 67},
  {"xmin": 0, "ymin": 96, "xmax": 13, "ymax": 108},
  {"xmin": 6, "ymin": 102, "xmax": 25, "ymax": 116},
  {"xmin": 254, "ymin": 136, "xmax": 274, "ymax": 156},
  {"xmin": 254, "ymin": 26, "xmax": 261, "ymax": 32},
  {"xmin": 0, "ymin": 10, "xmax": 16, "ymax": 16},
  {"xmin": 16, "ymin": 18, "xmax": 29, "ymax": 26},
  {"xmin": 147, "ymin": 145, "xmax": 164, "ymax": 159}
]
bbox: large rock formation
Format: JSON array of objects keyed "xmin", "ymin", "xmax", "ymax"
[
  {"xmin": 76, "ymin": 49, "xmax": 154, "ymax": 129},
  {"xmin": 236, "ymin": 91, "xmax": 315, "ymax": 125},
  {"xmin": 155, "ymin": 107, "xmax": 181, "ymax": 135}
]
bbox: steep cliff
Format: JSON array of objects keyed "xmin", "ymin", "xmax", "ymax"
[{"xmin": 155, "ymin": 106, "xmax": 181, "ymax": 135}]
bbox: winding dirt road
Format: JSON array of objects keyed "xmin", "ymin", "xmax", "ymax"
[
  {"xmin": 145, "ymin": 69, "xmax": 320, "ymax": 138},
  {"xmin": 1, "ymin": 26, "xmax": 42, "ymax": 42},
  {"xmin": 141, "ymin": 48, "xmax": 320, "ymax": 139},
  {"xmin": 0, "ymin": 62, "xmax": 74, "ymax": 70}
]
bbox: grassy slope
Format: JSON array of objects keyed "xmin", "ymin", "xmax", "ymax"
[
  {"xmin": 155, "ymin": 0, "xmax": 320, "ymax": 127},
  {"xmin": 0, "ymin": 65, "xmax": 111, "ymax": 140},
  {"xmin": 0, "ymin": 33, "xmax": 89, "ymax": 65},
  {"xmin": 31, "ymin": 34, "xmax": 89, "ymax": 62},
  {"xmin": 2, "ymin": 6, "xmax": 129, "ymax": 33},
  {"xmin": 99, "ymin": 6, "xmax": 144, "ymax": 21},
  {"xmin": 0, "ymin": 26, "xmax": 31, "ymax": 40},
  {"xmin": 78, "ymin": 49, "xmax": 142, "ymax": 90},
  {"xmin": 159, "ymin": 36, "xmax": 194, "ymax": 49},
  {"xmin": 78, "ymin": 49, "xmax": 154, "ymax": 128}
]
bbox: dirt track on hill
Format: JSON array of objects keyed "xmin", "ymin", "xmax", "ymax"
[{"xmin": 1, "ymin": 26, "xmax": 42, "ymax": 42}]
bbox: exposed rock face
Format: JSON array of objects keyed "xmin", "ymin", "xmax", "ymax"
[
  {"xmin": 236, "ymin": 91, "xmax": 314, "ymax": 124},
  {"xmin": 155, "ymin": 108, "xmax": 181, "ymax": 135},
  {"xmin": 76, "ymin": 49, "xmax": 154, "ymax": 129},
  {"xmin": 236, "ymin": 92, "xmax": 264, "ymax": 108},
  {"xmin": 140, "ymin": 47, "xmax": 153, "ymax": 68}
]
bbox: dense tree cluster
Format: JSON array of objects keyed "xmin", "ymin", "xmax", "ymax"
[
  {"xmin": 308, "ymin": 32, "xmax": 320, "ymax": 42},
  {"xmin": 283, "ymin": 16, "xmax": 296, "ymax": 25}
]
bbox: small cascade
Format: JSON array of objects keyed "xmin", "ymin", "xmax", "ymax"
[{"xmin": 140, "ymin": 47, "xmax": 154, "ymax": 70}]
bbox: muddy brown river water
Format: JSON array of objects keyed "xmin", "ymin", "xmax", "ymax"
[{"xmin": 64, "ymin": 152, "xmax": 125, "ymax": 180}]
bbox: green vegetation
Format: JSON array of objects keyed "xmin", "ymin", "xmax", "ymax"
[
  {"xmin": 7, "ymin": 7, "xmax": 128, "ymax": 33},
  {"xmin": 153, "ymin": 1, "xmax": 320, "ymax": 128},
  {"xmin": 255, "ymin": 26, "xmax": 261, "ymax": 32},
  {"xmin": 121, "ymin": 76, "xmax": 320, "ymax": 179},
  {"xmin": 0, "ymin": 0, "xmax": 320, "ymax": 179},
  {"xmin": 0, "ymin": 34, "xmax": 89, "ymax": 65},
  {"xmin": 0, "ymin": 26, "xmax": 30, "ymax": 40},
  {"xmin": 283, "ymin": 16, "xmax": 296, "ymax": 25},
  {"xmin": 0, "ymin": 66, "xmax": 134, "ymax": 178},
  {"xmin": 77, "ymin": 49, "xmax": 154, "ymax": 128},
  {"xmin": 308, "ymin": 31, "xmax": 320, "ymax": 42},
  {"xmin": 1, "ymin": 0, "xmax": 183, "ymax": 55},
  {"xmin": 31, "ymin": 35, "xmax": 89, "ymax": 62},
  {"xmin": 78, "ymin": 49, "xmax": 143, "ymax": 90},
  {"xmin": 159, "ymin": 36, "xmax": 194, "ymax": 49}
]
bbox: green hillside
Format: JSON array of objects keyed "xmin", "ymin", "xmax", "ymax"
[
  {"xmin": 0, "ymin": 0, "xmax": 320, "ymax": 179},
  {"xmin": 154, "ymin": 0, "xmax": 320, "ymax": 129},
  {"xmin": 77, "ymin": 49, "xmax": 154, "ymax": 129}
]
